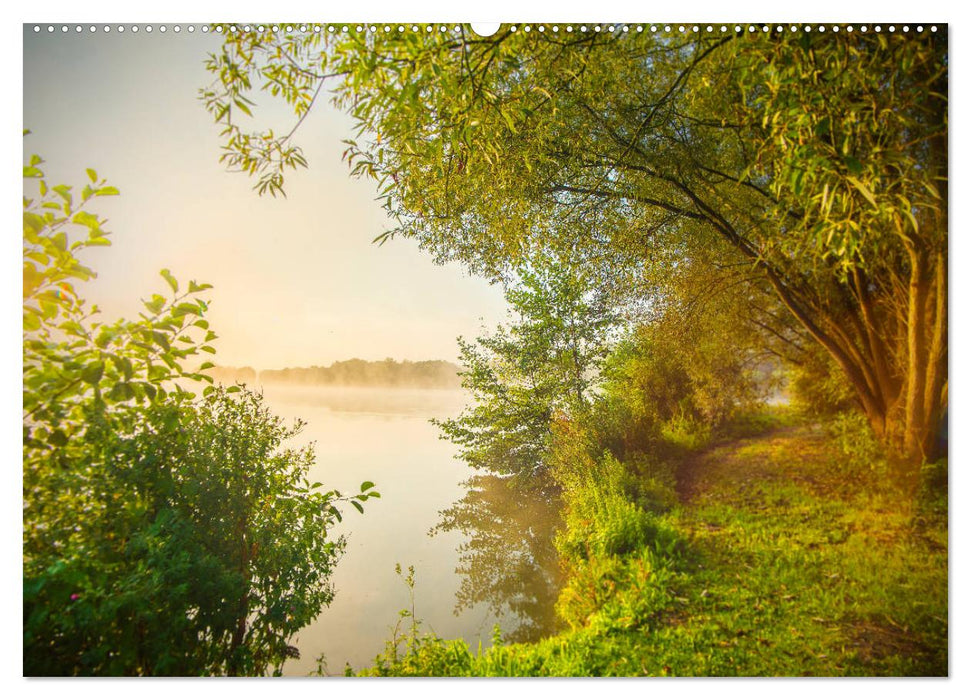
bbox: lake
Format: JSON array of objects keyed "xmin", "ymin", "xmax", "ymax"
[{"xmin": 258, "ymin": 385, "xmax": 558, "ymax": 676}]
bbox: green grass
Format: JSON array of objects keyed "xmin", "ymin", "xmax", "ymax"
[{"xmin": 350, "ymin": 420, "xmax": 947, "ymax": 677}]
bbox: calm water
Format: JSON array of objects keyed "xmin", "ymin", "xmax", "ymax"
[{"xmin": 258, "ymin": 385, "xmax": 538, "ymax": 676}]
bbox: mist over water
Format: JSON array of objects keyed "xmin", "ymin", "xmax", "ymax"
[{"xmin": 257, "ymin": 386, "xmax": 504, "ymax": 675}]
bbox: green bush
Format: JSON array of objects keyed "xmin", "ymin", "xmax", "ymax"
[
  {"xmin": 826, "ymin": 410, "xmax": 889, "ymax": 486},
  {"xmin": 622, "ymin": 458, "xmax": 679, "ymax": 515},
  {"xmin": 22, "ymin": 153, "xmax": 377, "ymax": 675},
  {"xmin": 660, "ymin": 413, "xmax": 711, "ymax": 452}
]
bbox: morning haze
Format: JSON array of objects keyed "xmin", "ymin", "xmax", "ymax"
[{"xmin": 22, "ymin": 26, "xmax": 508, "ymax": 369}]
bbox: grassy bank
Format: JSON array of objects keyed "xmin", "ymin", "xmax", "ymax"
[{"xmin": 351, "ymin": 414, "xmax": 948, "ymax": 677}]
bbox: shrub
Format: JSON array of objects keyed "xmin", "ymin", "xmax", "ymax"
[
  {"xmin": 826, "ymin": 410, "xmax": 889, "ymax": 486},
  {"xmin": 660, "ymin": 413, "xmax": 711, "ymax": 452},
  {"xmin": 22, "ymin": 153, "xmax": 377, "ymax": 675}
]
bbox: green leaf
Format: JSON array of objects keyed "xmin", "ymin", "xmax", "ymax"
[
  {"xmin": 151, "ymin": 331, "xmax": 171, "ymax": 351},
  {"xmin": 144, "ymin": 294, "xmax": 166, "ymax": 315},
  {"xmin": 843, "ymin": 155, "xmax": 864, "ymax": 176},
  {"xmin": 86, "ymin": 168, "xmax": 98, "ymax": 183},
  {"xmin": 72, "ymin": 210, "xmax": 100, "ymax": 230},
  {"xmin": 81, "ymin": 361, "xmax": 105, "ymax": 385},
  {"xmin": 52, "ymin": 184, "xmax": 72, "ymax": 206},
  {"xmin": 160, "ymin": 269, "xmax": 179, "ymax": 294},
  {"xmin": 49, "ymin": 429, "xmax": 68, "ymax": 447},
  {"xmin": 112, "ymin": 355, "xmax": 134, "ymax": 380},
  {"xmin": 360, "ymin": 481, "xmax": 375, "ymax": 492},
  {"xmin": 847, "ymin": 177, "xmax": 878, "ymax": 209},
  {"xmin": 351, "ymin": 500, "xmax": 364, "ymax": 514},
  {"xmin": 108, "ymin": 382, "xmax": 135, "ymax": 402}
]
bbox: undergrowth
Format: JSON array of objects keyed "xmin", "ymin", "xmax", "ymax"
[{"xmin": 349, "ymin": 410, "xmax": 947, "ymax": 677}]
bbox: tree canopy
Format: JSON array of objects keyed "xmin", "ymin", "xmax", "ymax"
[{"xmin": 203, "ymin": 25, "xmax": 947, "ymax": 470}]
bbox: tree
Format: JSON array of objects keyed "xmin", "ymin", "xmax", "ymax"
[
  {"xmin": 23, "ymin": 151, "xmax": 378, "ymax": 675},
  {"xmin": 203, "ymin": 26, "xmax": 947, "ymax": 471},
  {"xmin": 433, "ymin": 254, "xmax": 620, "ymax": 481}
]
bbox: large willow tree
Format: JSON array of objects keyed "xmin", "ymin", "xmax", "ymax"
[{"xmin": 202, "ymin": 24, "xmax": 947, "ymax": 469}]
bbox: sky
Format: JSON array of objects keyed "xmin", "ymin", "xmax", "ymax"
[{"xmin": 22, "ymin": 25, "xmax": 509, "ymax": 370}]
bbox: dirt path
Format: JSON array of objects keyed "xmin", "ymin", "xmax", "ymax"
[{"xmin": 673, "ymin": 424, "xmax": 815, "ymax": 505}]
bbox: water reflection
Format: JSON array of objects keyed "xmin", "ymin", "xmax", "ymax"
[
  {"xmin": 251, "ymin": 384, "xmax": 564, "ymax": 671},
  {"xmin": 433, "ymin": 474, "xmax": 565, "ymax": 643}
]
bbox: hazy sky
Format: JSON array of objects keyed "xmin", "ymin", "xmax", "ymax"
[{"xmin": 22, "ymin": 25, "xmax": 508, "ymax": 369}]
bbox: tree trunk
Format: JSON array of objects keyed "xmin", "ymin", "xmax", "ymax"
[{"xmin": 836, "ymin": 249, "xmax": 947, "ymax": 475}]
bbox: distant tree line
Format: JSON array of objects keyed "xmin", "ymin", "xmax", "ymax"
[{"xmin": 207, "ymin": 358, "xmax": 463, "ymax": 389}]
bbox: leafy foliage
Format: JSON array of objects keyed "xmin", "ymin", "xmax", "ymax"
[
  {"xmin": 434, "ymin": 255, "xmax": 619, "ymax": 481},
  {"xmin": 350, "ymin": 423, "xmax": 946, "ymax": 677},
  {"xmin": 23, "ymin": 153, "xmax": 377, "ymax": 675},
  {"xmin": 197, "ymin": 29, "xmax": 947, "ymax": 677},
  {"xmin": 204, "ymin": 25, "xmax": 948, "ymax": 467},
  {"xmin": 23, "ymin": 152, "xmax": 216, "ymax": 435}
]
